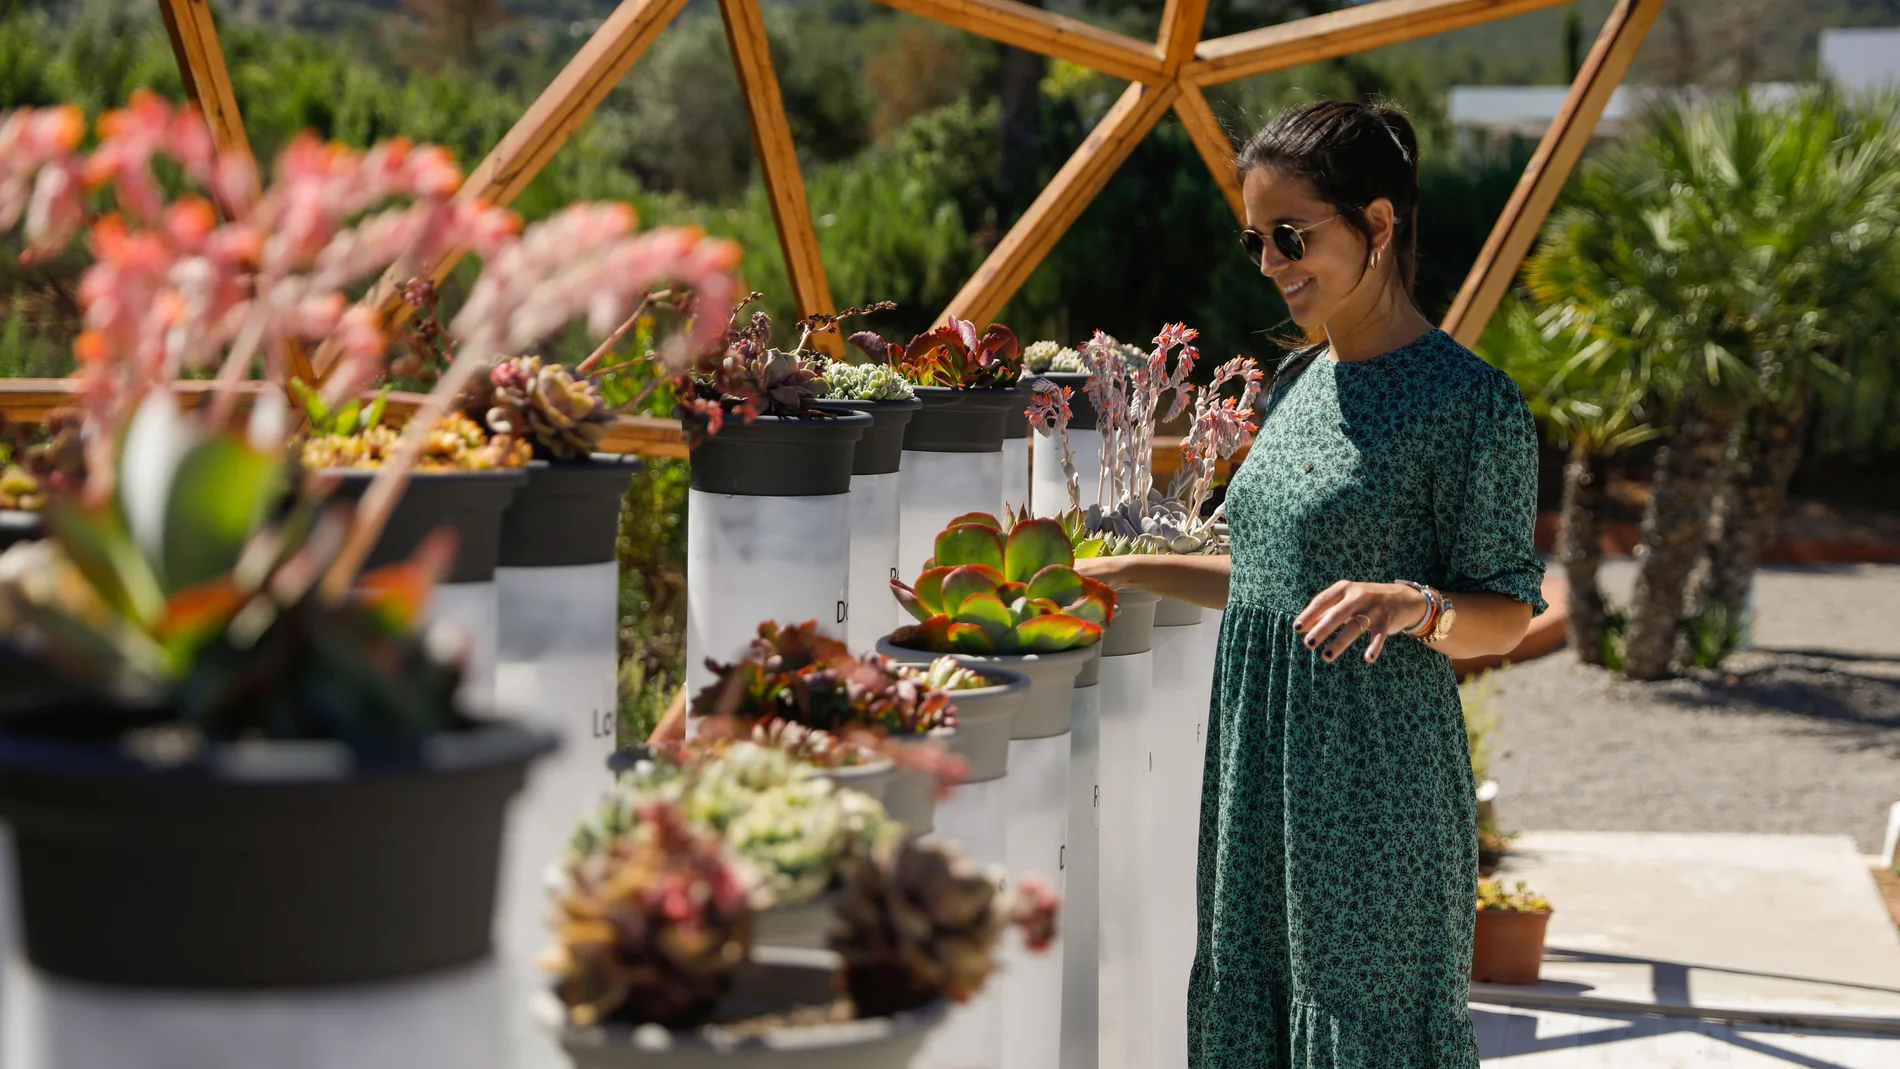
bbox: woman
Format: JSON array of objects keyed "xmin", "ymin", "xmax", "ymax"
[{"xmin": 1078, "ymin": 101, "xmax": 1546, "ymax": 1067}]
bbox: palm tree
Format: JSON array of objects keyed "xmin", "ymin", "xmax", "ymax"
[
  {"xmin": 1482, "ymin": 298, "xmax": 1660, "ymax": 666},
  {"xmin": 1526, "ymin": 89, "xmax": 1900, "ymax": 679}
]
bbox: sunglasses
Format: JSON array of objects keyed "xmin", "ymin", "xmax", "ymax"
[{"xmin": 1239, "ymin": 215, "xmax": 1341, "ymax": 263}]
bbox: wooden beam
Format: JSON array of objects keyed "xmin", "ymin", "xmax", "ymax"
[
  {"xmin": 1186, "ymin": 0, "xmax": 1573, "ymax": 86},
  {"xmin": 1442, "ymin": 0, "xmax": 1663, "ymax": 346},
  {"xmin": 156, "ymin": 0, "xmax": 258, "ymax": 213},
  {"xmin": 941, "ymin": 80, "xmax": 1179, "ymax": 326},
  {"xmin": 313, "ymin": 0, "xmax": 691, "ymax": 376},
  {"xmin": 1174, "ymin": 82, "xmax": 1245, "ymax": 223},
  {"xmin": 0, "ymin": 379, "xmax": 688, "ymax": 457},
  {"xmin": 871, "ymin": 0, "xmax": 1165, "ymax": 84},
  {"xmin": 1155, "ymin": 0, "xmax": 1210, "ymax": 77},
  {"xmin": 719, "ymin": 0, "xmax": 838, "ymax": 354}
]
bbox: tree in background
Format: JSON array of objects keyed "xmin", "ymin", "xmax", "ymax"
[{"xmin": 1527, "ymin": 89, "xmax": 1900, "ymax": 679}]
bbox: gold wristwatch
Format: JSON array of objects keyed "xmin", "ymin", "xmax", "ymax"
[
  {"xmin": 1427, "ymin": 591, "xmax": 1457, "ymax": 642},
  {"xmin": 1397, "ymin": 581, "xmax": 1457, "ymax": 642}
]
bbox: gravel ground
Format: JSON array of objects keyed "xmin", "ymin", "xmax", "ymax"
[{"xmin": 1483, "ymin": 563, "xmax": 1900, "ymax": 854}]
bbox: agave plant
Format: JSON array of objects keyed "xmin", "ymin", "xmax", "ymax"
[
  {"xmin": 851, "ymin": 317, "xmax": 1022, "ymax": 390},
  {"xmin": 889, "ymin": 513, "xmax": 1113, "ymax": 654},
  {"xmin": 831, "ymin": 835, "xmax": 1058, "ymax": 1017},
  {"xmin": 544, "ymin": 797, "xmax": 758, "ymax": 1028}
]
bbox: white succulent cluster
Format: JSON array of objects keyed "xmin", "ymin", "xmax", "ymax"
[
  {"xmin": 565, "ymin": 741, "xmax": 894, "ymax": 908},
  {"xmin": 1023, "ymin": 340, "xmax": 1085, "ymax": 374},
  {"xmin": 821, "ymin": 359, "xmax": 917, "ymax": 401}
]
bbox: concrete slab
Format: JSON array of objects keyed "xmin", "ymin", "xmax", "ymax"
[
  {"xmin": 1492, "ymin": 832, "xmax": 1900, "ymax": 1017},
  {"xmin": 1473, "ymin": 1002, "xmax": 1900, "ymax": 1066}
]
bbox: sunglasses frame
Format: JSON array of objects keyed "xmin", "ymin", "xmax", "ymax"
[{"xmin": 1240, "ymin": 214, "xmax": 1343, "ymax": 264}]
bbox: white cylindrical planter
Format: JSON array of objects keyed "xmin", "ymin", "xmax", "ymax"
[
  {"xmin": 1059, "ymin": 680, "xmax": 1102, "ymax": 1069},
  {"xmin": 1000, "ymin": 727, "xmax": 1068, "ymax": 1069},
  {"xmin": 1096, "ymin": 643, "xmax": 1155, "ymax": 1069},
  {"xmin": 491, "ymin": 456, "xmax": 639, "ymax": 1069},
  {"xmin": 816, "ymin": 398, "xmax": 921, "ymax": 656},
  {"xmin": 4, "ymin": 958, "xmax": 509, "ymax": 1069},
  {"xmin": 429, "ymin": 581, "xmax": 498, "ymax": 709},
  {"xmin": 894, "ymin": 386, "xmax": 1016, "ymax": 581},
  {"xmin": 1002, "ymin": 387, "xmax": 1031, "ymax": 516},
  {"xmin": 683, "ymin": 413, "xmax": 871, "ymax": 699},
  {"xmin": 915, "ymin": 774, "xmax": 1009, "ymax": 1069},
  {"xmin": 1146, "ymin": 601, "xmax": 1216, "ymax": 1069}
]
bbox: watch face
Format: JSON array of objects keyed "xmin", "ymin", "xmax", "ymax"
[{"xmin": 1436, "ymin": 605, "xmax": 1458, "ymax": 640}]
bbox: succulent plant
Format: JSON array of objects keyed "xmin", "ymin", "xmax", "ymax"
[
  {"xmin": 0, "ymin": 395, "xmax": 465, "ymax": 743},
  {"xmin": 692, "ymin": 620, "xmax": 956, "ymax": 737},
  {"xmin": 570, "ymin": 739, "xmax": 893, "ymax": 909},
  {"xmin": 1023, "ymin": 341, "xmax": 1085, "ymax": 375},
  {"xmin": 889, "ymin": 513, "xmax": 1114, "ymax": 655},
  {"xmin": 896, "ymin": 655, "xmax": 993, "ymax": 692},
  {"xmin": 820, "ymin": 359, "xmax": 916, "ymax": 402},
  {"xmin": 544, "ymin": 797, "xmax": 757, "ymax": 1028},
  {"xmin": 296, "ymin": 378, "xmax": 531, "ymax": 472},
  {"xmin": 830, "ymin": 835, "xmax": 1059, "ymax": 1017},
  {"xmin": 1476, "ymin": 878, "xmax": 1552, "ymax": 913},
  {"xmin": 0, "ymin": 409, "xmax": 86, "ymax": 511},
  {"xmin": 850, "ymin": 317, "xmax": 1022, "ymax": 390},
  {"xmin": 463, "ymin": 354, "xmax": 615, "ymax": 461}
]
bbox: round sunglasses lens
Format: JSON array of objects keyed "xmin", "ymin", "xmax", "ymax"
[
  {"xmin": 1272, "ymin": 225, "xmax": 1306, "ymax": 261},
  {"xmin": 1240, "ymin": 230, "xmax": 1265, "ymax": 261}
]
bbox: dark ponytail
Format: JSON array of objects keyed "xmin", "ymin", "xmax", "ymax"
[{"xmin": 1235, "ymin": 100, "xmax": 1423, "ymax": 296}]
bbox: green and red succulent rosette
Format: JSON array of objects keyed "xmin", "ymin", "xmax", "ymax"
[{"xmin": 888, "ymin": 512, "xmax": 1115, "ymax": 655}]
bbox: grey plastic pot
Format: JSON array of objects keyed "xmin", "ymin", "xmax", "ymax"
[
  {"xmin": 899, "ymin": 386, "xmax": 1018, "ymax": 453},
  {"xmin": 752, "ymin": 890, "xmax": 839, "ymax": 951},
  {"xmin": 1102, "ymin": 589, "xmax": 1160, "ymax": 656},
  {"xmin": 325, "ymin": 468, "xmax": 527, "ymax": 583},
  {"xmin": 499, "ymin": 454, "xmax": 644, "ymax": 567},
  {"xmin": 1155, "ymin": 596, "xmax": 1206, "ymax": 628},
  {"xmin": 862, "ymin": 659, "xmax": 1029, "ymax": 783},
  {"xmin": 880, "ymin": 725, "xmax": 956, "ymax": 835},
  {"xmin": 1029, "ymin": 372, "xmax": 1098, "ymax": 429},
  {"xmin": 688, "ymin": 411, "xmax": 871, "ymax": 497},
  {"xmin": 548, "ymin": 947, "xmax": 947, "ymax": 1068},
  {"xmin": 812, "ymin": 398, "xmax": 922, "ymax": 476},
  {"xmin": 818, "ymin": 754, "xmax": 896, "ymax": 807},
  {"xmin": 875, "ymin": 637, "xmax": 1093, "ymax": 740}
]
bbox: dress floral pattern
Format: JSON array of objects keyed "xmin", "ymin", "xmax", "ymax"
[{"xmin": 1188, "ymin": 329, "xmax": 1547, "ymax": 1068}]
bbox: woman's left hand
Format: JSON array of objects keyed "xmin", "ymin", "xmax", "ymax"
[{"xmin": 1292, "ymin": 580, "xmax": 1429, "ymax": 665}]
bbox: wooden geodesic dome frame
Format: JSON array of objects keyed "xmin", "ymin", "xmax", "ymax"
[{"xmin": 6, "ymin": 0, "xmax": 1664, "ymax": 453}]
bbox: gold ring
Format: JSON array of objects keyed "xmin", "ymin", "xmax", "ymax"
[{"xmin": 1352, "ymin": 614, "xmax": 1373, "ymax": 633}]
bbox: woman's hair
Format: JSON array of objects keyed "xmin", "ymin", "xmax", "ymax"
[{"xmin": 1235, "ymin": 100, "xmax": 1422, "ymax": 296}]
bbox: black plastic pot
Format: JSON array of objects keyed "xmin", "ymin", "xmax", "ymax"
[
  {"xmin": 1003, "ymin": 380, "xmax": 1031, "ymax": 441},
  {"xmin": 900, "ymin": 386, "xmax": 1020, "ymax": 454},
  {"xmin": 499, "ymin": 454, "xmax": 645, "ymax": 568},
  {"xmin": 0, "ymin": 701, "xmax": 555, "ymax": 988},
  {"xmin": 813, "ymin": 398, "xmax": 923, "ymax": 476},
  {"xmin": 1030, "ymin": 373, "xmax": 1099, "ymax": 430},
  {"xmin": 325, "ymin": 468, "xmax": 527, "ymax": 583},
  {"xmin": 0, "ymin": 508, "xmax": 43, "ymax": 551},
  {"xmin": 689, "ymin": 412, "xmax": 871, "ymax": 497}
]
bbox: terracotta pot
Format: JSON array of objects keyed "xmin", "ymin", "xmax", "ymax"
[{"xmin": 1470, "ymin": 908, "xmax": 1552, "ymax": 984}]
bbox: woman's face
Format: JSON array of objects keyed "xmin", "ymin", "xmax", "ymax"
[{"xmin": 1242, "ymin": 166, "xmax": 1385, "ymax": 329}]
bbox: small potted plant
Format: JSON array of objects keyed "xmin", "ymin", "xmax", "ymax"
[
  {"xmin": 543, "ymin": 789, "xmax": 1056, "ymax": 1067},
  {"xmin": 0, "ymin": 409, "xmax": 83, "ymax": 550},
  {"xmin": 686, "ymin": 619, "xmax": 973, "ymax": 835},
  {"xmin": 1471, "ymin": 878, "xmax": 1554, "ymax": 984},
  {"xmin": 1029, "ymin": 325, "xmax": 1261, "ymax": 643},
  {"xmin": 896, "ymin": 655, "xmax": 1029, "ymax": 786},
  {"xmin": 878, "ymin": 512, "xmax": 1113, "ymax": 738}
]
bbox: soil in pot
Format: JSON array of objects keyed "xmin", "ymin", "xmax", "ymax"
[
  {"xmin": 0, "ymin": 702, "xmax": 555, "ymax": 987},
  {"xmin": 500, "ymin": 454, "xmax": 644, "ymax": 568},
  {"xmin": 689, "ymin": 412, "xmax": 870, "ymax": 497},
  {"xmin": 1470, "ymin": 909, "xmax": 1553, "ymax": 984},
  {"xmin": 549, "ymin": 947, "xmax": 946, "ymax": 1069},
  {"xmin": 326, "ymin": 468, "xmax": 527, "ymax": 583},
  {"xmin": 1101, "ymin": 588, "xmax": 1159, "ymax": 657}
]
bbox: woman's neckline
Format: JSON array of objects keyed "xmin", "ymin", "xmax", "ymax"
[{"xmin": 1324, "ymin": 327, "xmax": 1440, "ymax": 367}]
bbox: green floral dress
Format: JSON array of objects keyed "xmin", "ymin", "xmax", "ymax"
[{"xmin": 1188, "ymin": 329, "xmax": 1547, "ymax": 1068}]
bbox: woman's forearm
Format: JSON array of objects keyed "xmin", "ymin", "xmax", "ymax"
[
  {"xmin": 1422, "ymin": 591, "xmax": 1532, "ymax": 660},
  {"xmin": 1075, "ymin": 553, "xmax": 1232, "ymax": 610}
]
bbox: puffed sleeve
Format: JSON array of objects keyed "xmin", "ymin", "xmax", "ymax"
[{"xmin": 1431, "ymin": 370, "xmax": 1548, "ymax": 616}]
